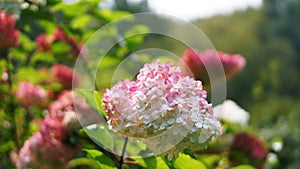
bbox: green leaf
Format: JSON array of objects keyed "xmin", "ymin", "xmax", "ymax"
[
  {"xmin": 84, "ymin": 124, "xmax": 114, "ymax": 151},
  {"xmin": 10, "ymin": 48, "xmax": 27, "ymax": 63},
  {"xmin": 173, "ymin": 154, "xmax": 207, "ymax": 169},
  {"xmin": 134, "ymin": 157, "xmax": 169, "ymax": 169},
  {"xmin": 52, "ymin": 41, "xmax": 71, "ymax": 54},
  {"xmin": 125, "ymin": 25, "xmax": 149, "ymax": 51},
  {"xmin": 38, "ymin": 20, "xmax": 57, "ymax": 34},
  {"xmin": 0, "ymin": 141, "xmax": 14, "ymax": 153},
  {"xmin": 122, "ymin": 140, "xmax": 147, "ymax": 157},
  {"xmin": 156, "ymin": 157, "xmax": 170, "ymax": 169},
  {"xmin": 71, "ymin": 14, "xmax": 92, "ymax": 29},
  {"xmin": 19, "ymin": 33, "xmax": 35, "ymax": 51},
  {"xmin": 30, "ymin": 51, "xmax": 56, "ymax": 66},
  {"xmin": 94, "ymin": 91, "xmax": 106, "ymax": 117},
  {"xmin": 97, "ymin": 10, "xmax": 132, "ymax": 23},
  {"xmin": 125, "ymin": 25, "xmax": 150, "ymax": 37},
  {"xmin": 15, "ymin": 67, "xmax": 49, "ymax": 84},
  {"xmin": 232, "ymin": 165, "xmax": 256, "ymax": 169},
  {"xmin": 68, "ymin": 157, "xmax": 95, "ymax": 169},
  {"xmin": 197, "ymin": 154, "xmax": 220, "ymax": 169},
  {"xmin": 183, "ymin": 148, "xmax": 196, "ymax": 159},
  {"xmin": 53, "ymin": 1, "xmax": 88, "ymax": 17},
  {"xmin": 84, "ymin": 149, "xmax": 117, "ymax": 169}
]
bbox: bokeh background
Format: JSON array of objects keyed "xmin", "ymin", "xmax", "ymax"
[{"xmin": 1, "ymin": 0, "xmax": 299, "ymax": 168}]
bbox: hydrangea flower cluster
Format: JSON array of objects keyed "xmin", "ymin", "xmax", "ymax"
[
  {"xmin": 16, "ymin": 91, "xmax": 81, "ymax": 169},
  {"xmin": 15, "ymin": 82, "xmax": 47, "ymax": 108},
  {"xmin": 103, "ymin": 60, "xmax": 221, "ymax": 159},
  {"xmin": 181, "ymin": 49, "xmax": 246, "ymax": 84},
  {"xmin": 0, "ymin": 10, "xmax": 19, "ymax": 49}
]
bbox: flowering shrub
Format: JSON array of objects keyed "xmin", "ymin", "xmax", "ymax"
[
  {"xmin": 16, "ymin": 118, "xmax": 79, "ymax": 169},
  {"xmin": 15, "ymin": 91, "xmax": 82, "ymax": 168},
  {"xmin": 0, "ymin": 1, "xmax": 278, "ymax": 169}
]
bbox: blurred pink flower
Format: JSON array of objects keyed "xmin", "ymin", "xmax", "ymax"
[
  {"xmin": 0, "ymin": 10, "xmax": 19, "ymax": 49},
  {"xmin": 103, "ymin": 60, "xmax": 221, "ymax": 159},
  {"xmin": 39, "ymin": 116, "xmax": 67, "ymax": 142},
  {"xmin": 181, "ymin": 49, "xmax": 246, "ymax": 85},
  {"xmin": 230, "ymin": 132, "xmax": 268, "ymax": 169},
  {"xmin": 53, "ymin": 28, "xmax": 69, "ymax": 43},
  {"xmin": 35, "ymin": 34, "xmax": 54, "ymax": 52},
  {"xmin": 49, "ymin": 91, "xmax": 76, "ymax": 121},
  {"xmin": 52, "ymin": 64, "xmax": 80, "ymax": 89},
  {"xmin": 15, "ymin": 82, "xmax": 47, "ymax": 108}
]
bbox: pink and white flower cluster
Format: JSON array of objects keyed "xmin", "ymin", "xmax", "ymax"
[
  {"xmin": 16, "ymin": 82, "xmax": 47, "ymax": 108},
  {"xmin": 16, "ymin": 91, "xmax": 81, "ymax": 169},
  {"xmin": 103, "ymin": 60, "xmax": 221, "ymax": 158}
]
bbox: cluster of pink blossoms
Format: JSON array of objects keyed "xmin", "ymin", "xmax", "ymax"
[
  {"xmin": 0, "ymin": 10, "xmax": 19, "ymax": 49},
  {"xmin": 103, "ymin": 60, "xmax": 221, "ymax": 158},
  {"xmin": 16, "ymin": 91, "xmax": 81, "ymax": 169},
  {"xmin": 36, "ymin": 28, "xmax": 82, "ymax": 57},
  {"xmin": 15, "ymin": 82, "xmax": 47, "ymax": 108},
  {"xmin": 181, "ymin": 49, "xmax": 246, "ymax": 84}
]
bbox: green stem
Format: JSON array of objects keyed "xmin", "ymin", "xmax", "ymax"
[{"xmin": 118, "ymin": 137, "xmax": 128, "ymax": 169}]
